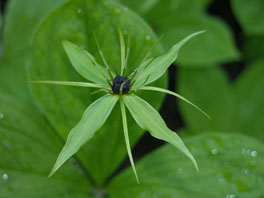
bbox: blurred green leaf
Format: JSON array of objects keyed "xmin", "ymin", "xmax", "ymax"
[
  {"xmin": 1, "ymin": 0, "xmax": 68, "ymax": 102},
  {"xmin": 124, "ymin": 94, "xmax": 198, "ymax": 171},
  {"xmin": 244, "ymin": 35, "xmax": 264, "ymax": 63},
  {"xmin": 108, "ymin": 133, "xmax": 264, "ymax": 198},
  {"xmin": 179, "ymin": 61, "xmax": 264, "ymax": 140},
  {"xmin": 231, "ymin": 0, "xmax": 264, "ymax": 35},
  {"xmin": 28, "ymin": 0, "xmax": 166, "ymax": 186},
  {"xmin": 116, "ymin": 0, "xmax": 239, "ymax": 66},
  {"xmin": 231, "ymin": 60, "xmax": 264, "ymax": 141},
  {"xmin": 162, "ymin": 15, "xmax": 239, "ymax": 66},
  {"xmin": 3, "ymin": 0, "xmax": 67, "ymax": 58},
  {"xmin": 0, "ymin": 84, "xmax": 91, "ymax": 197},
  {"xmin": 50, "ymin": 94, "xmax": 118, "ymax": 177},
  {"xmin": 178, "ymin": 67, "xmax": 235, "ymax": 133}
]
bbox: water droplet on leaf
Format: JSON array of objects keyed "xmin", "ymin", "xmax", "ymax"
[
  {"xmin": 217, "ymin": 177, "xmax": 225, "ymax": 184},
  {"xmin": 145, "ymin": 35, "xmax": 151, "ymax": 40},
  {"xmin": 211, "ymin": 148, "xmax": 218, "ymax": 155},
  {"xmin": 251, "ymin": 151, "xmax": 257, "ymax": 157},
  {"xmin": 177, "ymin": 168, "xmax": 183, "ymax": 174},
  {"xmin": 2, "ymin": 173, "xmax": 8, "ymax": 180},
  {"xmin": 115, "ymin": 8, "xmax": 121, "ymax": 15}
]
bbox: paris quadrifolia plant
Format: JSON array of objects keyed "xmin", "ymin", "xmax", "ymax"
[{"xmin": 32, "ymin": 28, "xmax": 210, "ymax": 184}]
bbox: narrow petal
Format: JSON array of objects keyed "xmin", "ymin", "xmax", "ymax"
[
  {"xmin": 139, "ymin": 86, "xmax": 211, "ymax": 119},
  {"xmin": 120, "ymin": 100, "xmax": 139, "ymax": 183},
  {"xmin": 30, "ymin": 80, "xmax": 110, "ymax": 89}
]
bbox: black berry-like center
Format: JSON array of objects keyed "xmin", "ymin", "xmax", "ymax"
[{"xmin": 112, "ymin": 75, "xmax": 131, "ymax": 94}]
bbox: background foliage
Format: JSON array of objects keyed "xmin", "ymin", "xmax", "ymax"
[{"xmin": 0, "ymin": 0, "xmax": 263, "ymax": 197}]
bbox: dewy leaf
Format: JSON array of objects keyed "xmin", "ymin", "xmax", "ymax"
[
  {"xmin": 124, "ymin": 94, "xmax": 198, "ymax": 171},
  {"xmin": 0, "ymin": 88, "xmax": 91, "ymax": 197},
  {"xmin": 108, "ymin": 133, "xmax": 264, "ymax": 198},
  {"xmin": 49, "ymin": 94, "xmax": 118, "ymax": 176},
  {"xmin": 231, "ymin": 0, "xmax": 264, "ymax": 35},
  {"xmin": 29, "ymin": 0, "xmax": 167, "ymax": 186},
  {"xmin": 133, "ymin": 31, "xmax": 205, "ymax": 88},
  {"xmin": 120, "ymin": 100, "xmax": 139, "ymax": 183},
  {"xmin": 63, "ymin": 40, "xmax": 108, "ymax": 85}
]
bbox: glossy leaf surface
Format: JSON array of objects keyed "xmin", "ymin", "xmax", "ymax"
[{"xmin": 109, "ymin": 133, "xmax": 264, "ymax": 198}]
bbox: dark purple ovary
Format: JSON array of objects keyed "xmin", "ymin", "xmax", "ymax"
[{"xmin": 112, "ymin": 75, "xmax": 131, "ymax": 94}]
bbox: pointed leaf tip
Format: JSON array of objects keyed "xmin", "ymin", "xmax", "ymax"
[
  {"xmin": 49, "ymin": 94, "xmax": 118, "ymax": 176},
  {"xmin": 124, "ymin": 95, "xmax": 198, "ymax": 171},
  {"xmin": 133, "ymin": 30, "xmax": 206, "ymax": 88}
]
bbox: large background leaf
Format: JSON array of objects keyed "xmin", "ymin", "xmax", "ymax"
[
  {"xmin": 0, "ymin": 80, "xmax": 91, "ymax": 197},
  {"xmin": 231, "ymin": 0, "xmax": 264, "ymax": 35},
  {"xmin": 28, "ymin": 0, "xmax": 167, "ymax": 186},
  {"xmin": 0, "ymin": 0, "xmax": 67, "ymax": 102},
  {"xmin": 116, "ymin": 0, "xmax": 239, "ymax": 66},
  {"xmin": 108, "ymin": 133, "xmax": 264, "ymax": 198},
  {"xmin": 178, "ymin": 60, "xmax": 264, "ymax": 141}
]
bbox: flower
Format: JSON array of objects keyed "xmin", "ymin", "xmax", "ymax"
[{"xmin": 32, "ymin": 28, "xmax": 209, "ymax": 183}]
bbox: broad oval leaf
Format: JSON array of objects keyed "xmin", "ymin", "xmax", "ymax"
[
  {"xmin": 108, "ymin": 133, "xmax": 264, "ymax": 198},
  {"xmin": 124, "ymin": 94, "xmax": 198, "ymax": 170},
  {"xmin": 133, "ymin": 31, "xmax": 204, "ymax": 88},
  {"xmin": 28, "ymin": 0, "xmax": 167, "ymax": 186},
  {"xmin": 63, "ymin": 40, "xmax": 108, "ymax": 85},
  {"xmin": 49, "ymin": 94, "xmax": 118, "ymax": 176}
]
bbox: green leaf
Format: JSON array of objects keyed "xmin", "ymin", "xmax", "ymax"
[
  {"xmin": 162, "ymin": 15, "xmax": 239, "ymax": 66},
  {"xmin": 231, "ymin": 0, "xmax": 264, "ymax": 35},
  {"xmin": 3, "ymin": 0, "xmax": 67, "ymax": 58},
  {"xmin": 117, "ymin": 0, "xmax": 239, "ymax": 66},
  {"xmin": 63, "ymin": 40, "xmax": 108, "ymax": 85},
  {"xmin": 133, "ymin": 31, "xmax": 204, "ymax": 88},
  {"xmin": 179, "ymin": 61, "xmax": 264, "ymax": 141},
  {"xmin": 178, "ymin": 67, "xmax": 235, "ymax": 134},
  {"xmin": 108, "ymin": 133, "xmax": 264, "ymax": 198},
  {"xmin": 29, "ymin": 0, "xmax": 167, "ymax": 186},
  {"xmin": 1, "ymin": 0, "xmax": 68, "ymax": 103},
  {"xmin": 0, "ymin": 90, "xmax": 91, "ymax": 197},
  {"xmin": 49, "ymin": 94, "xmax": 118, "ymax": 176},
  {"xmin": 244, "ymin": 35, "xmax": 264, "ymax": 63},
  {"xmin": 231, "ymin": 60, "xmax": 264, "ymax": 141},
  {"xmin": 124, "ymin": 94, "xmax": 198, "ymax": 171}
]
